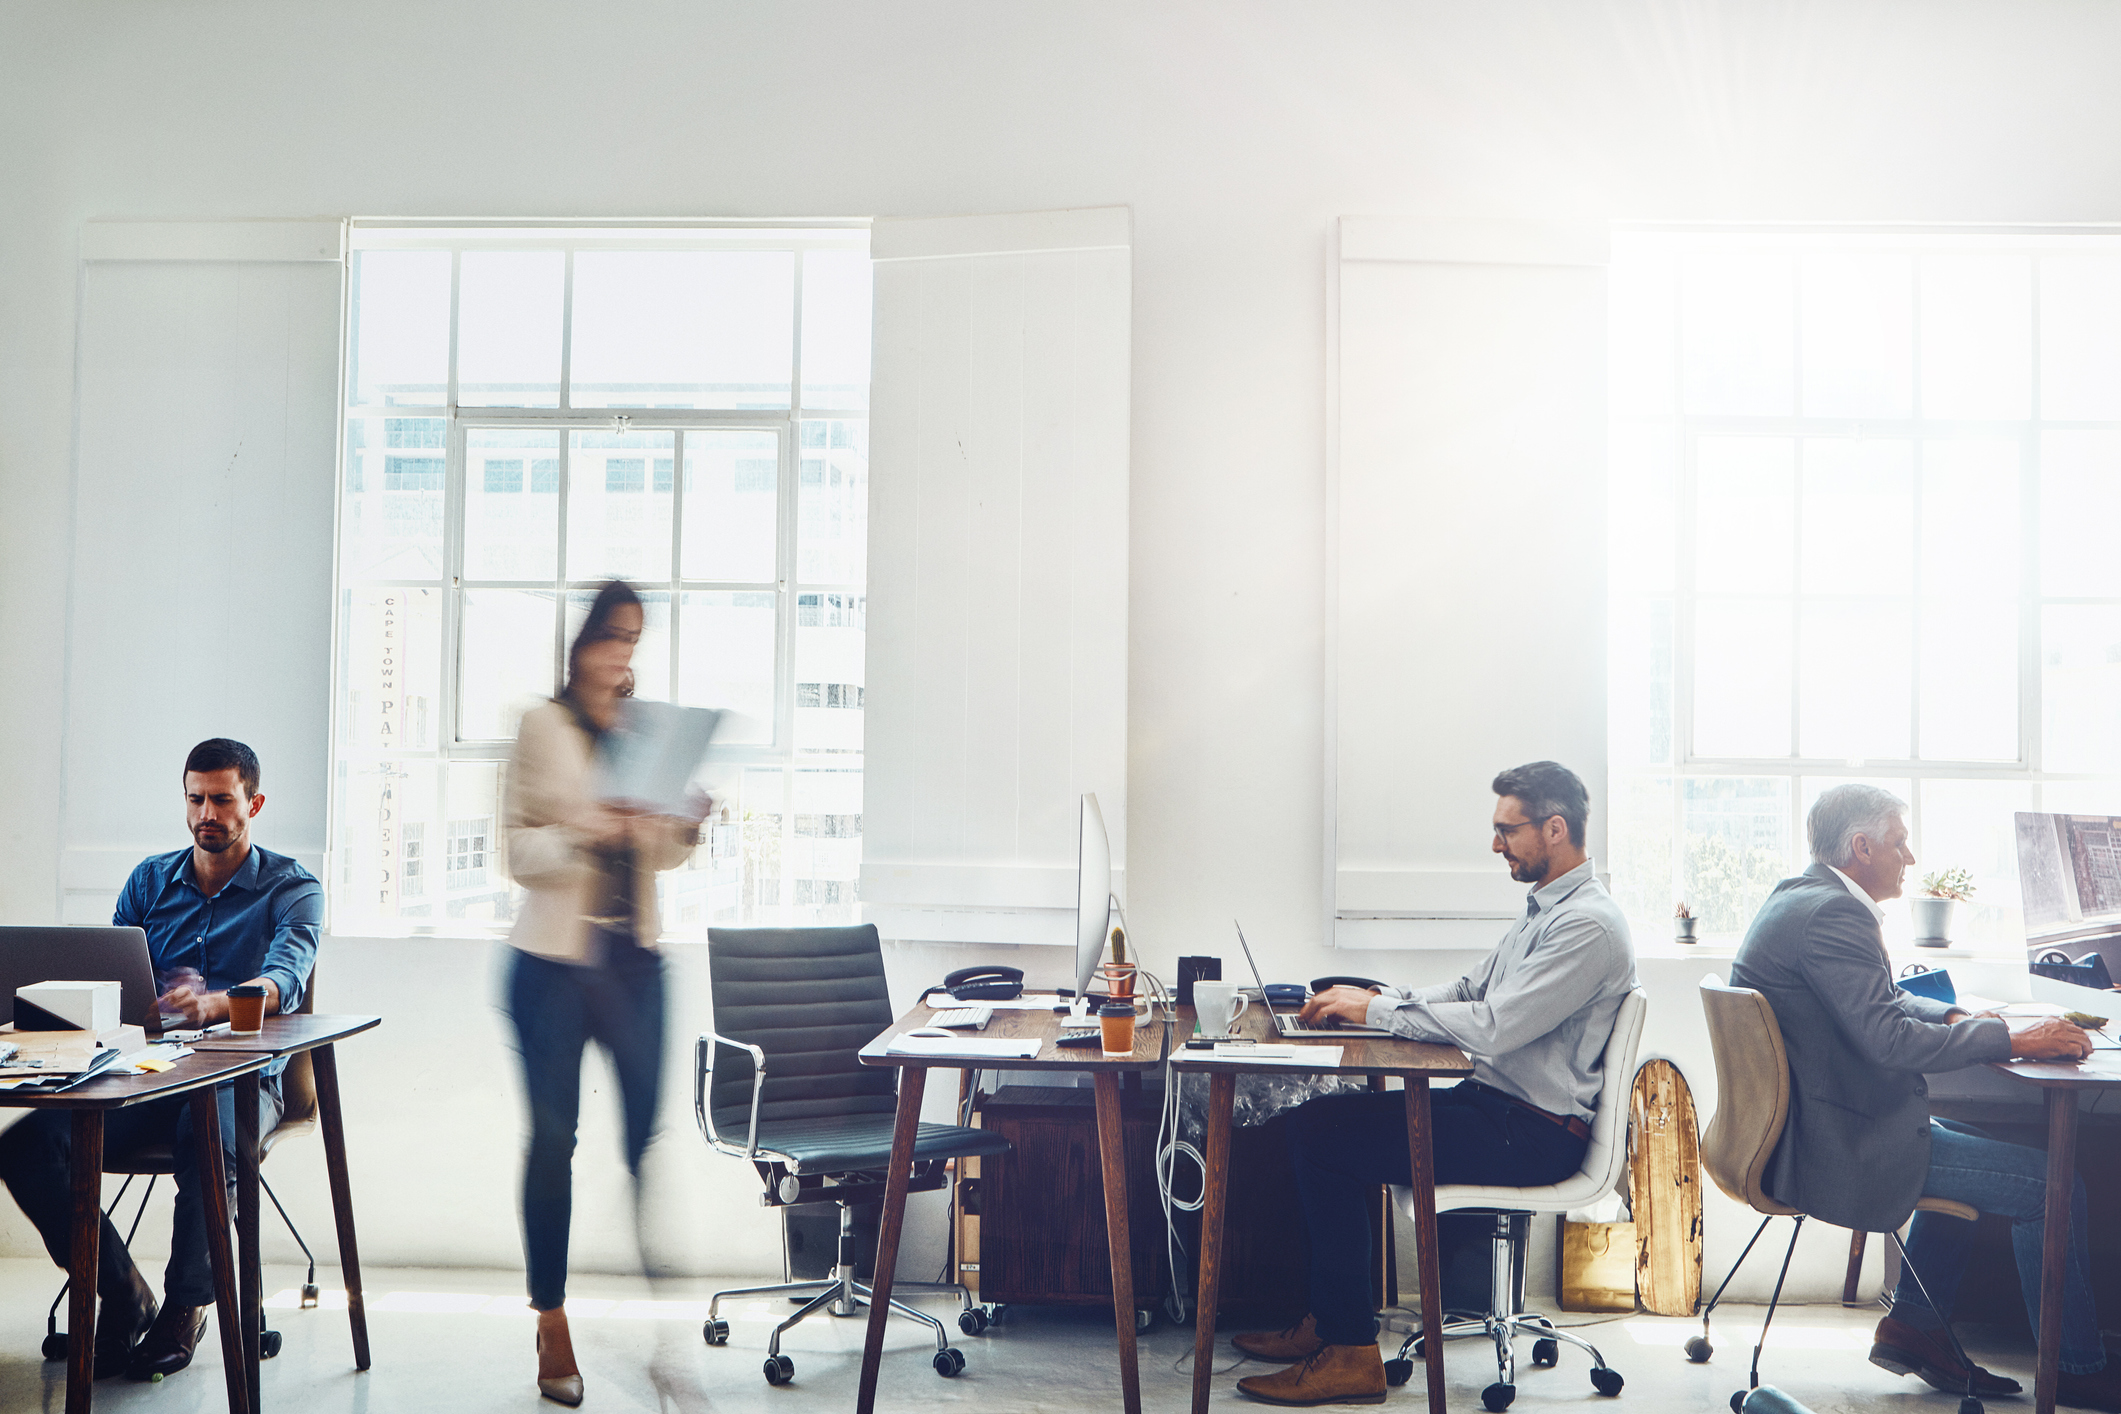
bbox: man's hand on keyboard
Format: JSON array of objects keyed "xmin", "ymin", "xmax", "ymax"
[{"xmin": 1300, "ymin": 984, "xmax": 1379, "ymax": 1027}]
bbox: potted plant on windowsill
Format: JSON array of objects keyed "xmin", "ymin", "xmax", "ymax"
[
  {"xmin": 1674, "ymin": 901, "xmax": 1697, "ymax": 944},
  {"xmin": 1912, "ymin": 868, "xmax": 1975, "ymax": 948}
]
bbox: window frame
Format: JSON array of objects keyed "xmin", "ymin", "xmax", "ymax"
[
  {"xmin": 329, "ymin": 222, "xmax": 871, "ymax": 938},
  {"xmin": 1610, "ymin": 227, "xmax": 2121, "ymax": 952}
]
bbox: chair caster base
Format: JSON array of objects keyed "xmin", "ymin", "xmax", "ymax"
[
  {"xmin": 1958, "ymin": 1399, "xmax": 1983, "ymax": 1414},
  {"xmin": 763, "ymin": 1353, "xmax": 793, "ymax": 1384},
  {"xmin": 300, "ymin": 1283, "xmax": 319, "ymax": 1309},
  {"xmin": 934, "ymin": 1347, "xmax": 966, "ymax": 1377},
  {"xmin": 1383, "ymin": 1358, "xmax": 1414, "ymax": 1387},
  {"xmin": 1730, "ymin": 1390, "xmax": 1748, "ymax": 1413},
  {"xmin": 1482, "ymin": 1382, "xmax": 1516, "ymax": 1411},
  {"xmin": 1684, "ymin": 1336, "xmax": 1712, "ymax": 1363},
  {"xmin": 261, "ymin": 1329, "xmax": 283, "ymax": 1360},
  {"xmin": 958, "ymin": 1308, "xmax": 987, "ymax": 1336},
  {"xmin": 1531, "ymin": 1337, "xmax": 1558, "ymax": 1367},
  {"xmin": 703, "ymin": 1318, "xmax": 729, "ymax": 1346},
  {"xmin": 1590, "ymin": 1365, "xmax": 1623, "ymax": 1396},
  {"xmin": 41, "ymin": 1332, "xmax": 67, "ymax": 1362}
]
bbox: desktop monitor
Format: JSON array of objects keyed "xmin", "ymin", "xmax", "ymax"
[{"xmin": 1075, "ymin": 793, "xmax": 1112, "ymax": 1000}]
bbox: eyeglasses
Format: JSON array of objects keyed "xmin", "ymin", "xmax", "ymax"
[{"xmin": 1493, "ymin": 816, "xmax": 1556, "ymax": 841}]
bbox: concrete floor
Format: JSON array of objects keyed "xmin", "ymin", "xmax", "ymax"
[{"xmin": 0, "ymin": 1259, "xmax": 2051, "ymax": 1413}]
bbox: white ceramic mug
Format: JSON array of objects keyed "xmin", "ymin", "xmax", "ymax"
[{"xmin": 1192, "ymin": 979, "xmax": 1250, "ymax": 1037}]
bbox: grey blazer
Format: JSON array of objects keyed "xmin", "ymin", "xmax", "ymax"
[{"xmin": 1728, "ymin": 863, "xmax": 2011, "ymax": 1232}]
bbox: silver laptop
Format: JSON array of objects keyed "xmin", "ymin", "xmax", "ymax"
[
  {"xmin": 1233, "ymin": 922, "xmax": 1394, "ymax": 1038},
  {"xmin": 0, "ymin": 926, "xmax": 167, "ymax": 1038}
]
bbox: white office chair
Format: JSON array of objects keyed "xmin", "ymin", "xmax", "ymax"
[{"xmin": 1387, "ymin": 987, "xmax": 1649, "ymax": 1412}]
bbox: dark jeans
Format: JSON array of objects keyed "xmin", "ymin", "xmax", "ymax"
[
  {"xmin": 1288, "ymin": 1083, "xmax": 1587, "ymax": 1346},
  {"xmin": 0, "ymin": 1078, "xmax": 282, "ymax": 1306},
  {"xmin": 506, "ymin": 939, "xmax": 666, "ymax": 1311},
  {"xmin": 1897, "ymin": 1117, "xmax": 2105, "ymax": 1374}
]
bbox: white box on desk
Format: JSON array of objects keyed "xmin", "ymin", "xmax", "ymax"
[{"xmin": 14, "ymin": 979, "xmax": 121, "ymax": 1033}]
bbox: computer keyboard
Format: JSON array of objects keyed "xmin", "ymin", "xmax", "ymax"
[{"xmin": 931, "ymin": 1007, "xmax": 993, "ymax": 1030}]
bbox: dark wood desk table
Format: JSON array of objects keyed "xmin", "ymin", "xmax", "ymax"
[
  {"xmin": 855, "ymin": 998, "xmax": 1170, "ymax": 1414},
  {"xmin": 1172, "ymin": 1008, "xmax": 1473, "ymax": 1414},
  {"xmin": 1991, "ymin": 1058, "xmax": 2121, "ymax": 1414},
  {"xmin": 0, "ymin": 1049, "xmax": 273, "ymax": 1414},
  {"xmin": 195, "ymin": 1015, "xmax": 380, "ymax": 1413}
]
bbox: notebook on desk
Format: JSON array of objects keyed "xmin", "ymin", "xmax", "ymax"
[{"xmin": 1233, "ymin": 923, "xmax": 1394, "ymax": 1039}]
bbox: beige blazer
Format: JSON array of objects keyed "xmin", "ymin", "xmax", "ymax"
[{"xmin": 503, "ymin": 699, "xmax": 696, "ymax": 964}]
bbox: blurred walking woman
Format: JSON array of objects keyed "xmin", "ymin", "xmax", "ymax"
[{"xmin": 502, "ymin": 580, "xmax": 709, "ymax": 1405}]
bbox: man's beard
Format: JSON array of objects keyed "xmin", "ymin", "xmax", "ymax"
[
  {"xmin": 193, "ymin": 828, "xmax": 235, "ymax": 854},
  {"xmin": 1507, "ymin": 855, "xmax": 1547, "ymax": 885}
]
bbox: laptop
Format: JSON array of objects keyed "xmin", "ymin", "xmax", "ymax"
[
  {"xmin": 1233, "ymin": 922, "xmax": 1394, "ymax": 1038},
  {"xmin": 0, "ymin": 926, "xmax": 167, "ymax": 1039}
]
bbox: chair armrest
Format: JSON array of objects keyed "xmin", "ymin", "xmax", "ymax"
[{"xmin": 695, "ymin": 1030, "xmax": 767, "ymax": 1162}]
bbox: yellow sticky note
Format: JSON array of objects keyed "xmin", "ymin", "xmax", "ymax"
[{"xmin": 134, "ymin": 1057, "xmax": 173, "ymax": 1072}]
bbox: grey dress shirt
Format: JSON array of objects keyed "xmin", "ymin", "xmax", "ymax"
[{"xmin": 1363, "ymin": 859, "xmax": 1639, "ymax": 1122}]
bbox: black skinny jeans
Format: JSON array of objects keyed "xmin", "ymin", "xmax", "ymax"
[{"xmin": 506, "ymin": 938, "xmax": 665, "ymax": 1311}]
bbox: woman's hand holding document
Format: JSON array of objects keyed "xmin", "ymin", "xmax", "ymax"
[{"xmin": 594, "ymin": 700, "xmax": 726, "ymax": 824}]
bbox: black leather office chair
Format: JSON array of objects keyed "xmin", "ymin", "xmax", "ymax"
[{"xmin": 695, "ymin": 924, "xmax": 1012, "ymax": 1387}]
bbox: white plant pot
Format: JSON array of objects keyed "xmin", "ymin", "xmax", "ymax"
[{"xmin": 1910, "ymin": 895, "xmax": 1956, "ymax": 947}]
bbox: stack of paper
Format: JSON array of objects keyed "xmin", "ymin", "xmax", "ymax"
[
  {"xmin": 887, "ymin": 1033, "xmax": 1043, "ymax": 1060},
  {"xmin": 1189, "ymin": 1044, "xmax": 1345, "ymax": 1068}
]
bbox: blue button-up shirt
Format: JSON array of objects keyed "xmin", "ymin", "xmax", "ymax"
[{"xmin": 114, "ymin": 844, "xmax": 322, "ymax": 1034}]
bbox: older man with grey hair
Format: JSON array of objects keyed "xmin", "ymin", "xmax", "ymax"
[{"xmin": 1731, "ymin": 783, "xmax": 2119, "ymax": 1408}]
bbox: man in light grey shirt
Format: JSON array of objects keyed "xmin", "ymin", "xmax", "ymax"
[{"xmin": 1232, "ymin": 761, "xmax": 1637, "ymax": 1408}]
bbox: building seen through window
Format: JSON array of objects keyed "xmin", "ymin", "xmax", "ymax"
[{"xmin": 332, "ymin": 227, "xmax": 872, "ymax": 936}]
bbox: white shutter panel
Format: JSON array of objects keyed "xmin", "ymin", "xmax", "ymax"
[
  {"xmin": 1332, "ymin": 218, "xmax": 1607, "ymax": 948},
  {"xmin": 861, "ymin": 208, "xmax": 1130, "ymax": 945},
  {"xmin": 61, "ymin": 222, "xmax": 343, "ymax": 921}
]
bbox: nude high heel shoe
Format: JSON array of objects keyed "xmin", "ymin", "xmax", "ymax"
[{"xmin": 536, "ymin": 1310, "xmax": 584, "ymax": 1407}]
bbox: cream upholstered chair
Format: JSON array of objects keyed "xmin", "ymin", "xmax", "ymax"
[
  {"xmin": 1693, "ymin": 978, "xmax": 1982, "ymax": 1414},
  {"xmin": 1385, "ymin": 987, "xmax": 1648, "ymax": 1412}
]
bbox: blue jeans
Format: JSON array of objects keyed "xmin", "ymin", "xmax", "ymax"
[
  {"xmin": 0, "ymin": 1078, "xmax": 282, "ymax": 1306},
  {"xmin": 505, "ymin": 939, "xmax": 665, "ymax": 1311},
  {"xmin": 1287, "ymin": 1083, "xmax": 1588, "ymax": 1347},
  {"xmin": 1896, "ymin": 1117, "xmax": 2105, "ymax": 1375}
]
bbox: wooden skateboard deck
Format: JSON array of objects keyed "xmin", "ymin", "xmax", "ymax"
[{"xmin": 1628, "ymin": 1058, "xmax": 1703, "ymax": 1316}]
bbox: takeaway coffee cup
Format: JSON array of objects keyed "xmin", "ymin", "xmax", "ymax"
[
  {"xmin": 227, "ymin": 983, "xmax": 267, "ymax": 1036},
  {"xmin": 1099, "ymin": 1000, "xmax": 1137, "ymax": 1056},
  {"xmin": 1191, "ymin": 980, "xmax": 1249, "ymax": 1037}
]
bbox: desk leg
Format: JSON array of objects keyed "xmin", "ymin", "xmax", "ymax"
[
  {"xmin": 237, "ymin": 1073, "xmax": 262, "ymax": 1413},
  {"xmin": 65, "ymin": 1110, "xmax": 104, "ymax": 1414},
  {"xmin": 1093, "ymin": 1073, "xmax": 1142, "ymax": 1414},
  {"xmin": 311, "ymin": 1045, "xmax": 369, "ymax": 1369},
  {"xmin": 1369, "ymin": 1075, "xmax": 1392, "ymax": 1311},
  {"xmin": 1190, "ymin": 1071, "xmax": 1236, "ymax": 1414},
  {"xmin": 1403, "ymin": 1077, "xmax": 1447, "ymax": 1413},
  {"xmin": 855, "ymin": 1065, "xmax": 926, "ymax": 1414},
  {"xmin": 2037, "ymin": 1087, "xmax": 2078, "ymax": 1414},
  {"xmin": 190, "ymin": 1087, "xmax": 251, "ymax": 1414}
]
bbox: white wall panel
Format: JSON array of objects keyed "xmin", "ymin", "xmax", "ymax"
[
  {"xmin": 1333, "ymin": 221, "xmax": 1607, "ymax": 948},
  {"xmin": 62, "ymin": 253, "xmax": 341, "ymax": 920},
  {"xmin": 863, "ymin": 209, "xmax": 1129, "ymax": 945}
]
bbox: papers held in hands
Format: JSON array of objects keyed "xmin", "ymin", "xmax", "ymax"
[
  {"xmin": 597, "ymin": 701, "xmax": 725, "ymax": 816},
  {"xmin": 887, "ymin": 1027, "xmax": 1043, "ymax": 1060}
]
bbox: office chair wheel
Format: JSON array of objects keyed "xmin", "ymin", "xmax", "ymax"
[
  {"xmin": 1135, "ymin": 1307, "xmax": 1158, "ymax": 1333},
  {"xmin": 300, "ymin": 1283, "xmax": 319, "ymax": 1309},
  {"xmin": 261, "ymin": 1330, "xmax": 282, "ymax": 1360},
  {"xmin": 1729, "ymin": 1391, "xmax": 1747, "ymax": 1413},
  {"xmin": 1684, "ymin": 1336, "xmax": 1712, "ymax": 1363},
  {"xmin": 958, "ymin": 1309, "xmax": 987, "ymax": 1336},
  {"xmin": 762, "ymin": 1354, "xmax": 793, "ymax": 1384},
  {"xmin": 1383, "ymin": 1358, "xmax": 1414, "ymax": 1387},
  {"xmin": 934, "ymin": 1347, "xmax": 966, "ymax": 1377},
  {"xmin": 1590, "ymin": 1365, "xmax": 1623, "ymax": 1396},
  {"xmin": 1482, "ymin": 1381, "xmax": 1516, "ymax": 1411},
  {"xmin": 1532, "ymin": 1337, "xmax": 1559, "ymax": 1367},
  {"xmin": 41, "ymin": 1332, "xmax": 67, "ymax": 1362},
  {"xmin": 703, "ymin": 1318, "xmax": 730, "ymax": 1346},
  {"xmin": 1957, "ymin": 1399, "xmax": 1983, "ymax": 1414}
]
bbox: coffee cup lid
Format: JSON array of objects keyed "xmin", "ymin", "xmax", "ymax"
[
  {"xmin": 229, "ymin": 983, "xmax": 267, "ymax": 998},
  {"xmin": 1097, "ymin": 1001, "xmax": 1134, "ymax": 1017}
]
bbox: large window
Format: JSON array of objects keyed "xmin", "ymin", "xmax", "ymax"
[
  {"xmin": 331, "ymin": 226, "xmax": 872, "ymax": 937},
  {"xmin": 1609, "ymin": 231, "xmax": 2121, "ymax": 950}
]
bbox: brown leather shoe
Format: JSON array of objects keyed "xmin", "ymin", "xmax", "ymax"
[
  {"xmin": 1235, "ymin": 1314, "xmax": 1324, "ymax": 1362},
  {"xmin": 125, "ymin": 1303, "xmax": 208, "ymax": 1382},
  {"xmin": 1235, "ymin": 1343, "xmax": 1388, "ymax": 1406},
  {"xmin": 93, "ymin": 1268, "xmax": 157, "ymax": 1380},
  {"xmin": 2059, "ymin": 1363, "xmax": 2121, "ymax": 1411},
  {"xmin": 1869, "ymin": 1315, "xmax": 2022, "ymax": 1397}
]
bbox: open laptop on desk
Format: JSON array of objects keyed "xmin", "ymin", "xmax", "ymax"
[
  {"xmin": 0, "ymin": 925, "xmax": 168, "ymax": 1039},
  {"xmin": 1233, "ymin": 922, "xmax": 1395, "ymax": 1038}
]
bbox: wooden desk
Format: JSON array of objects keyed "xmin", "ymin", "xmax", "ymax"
[
  {"xmin": 1172, "ymin": 1009, "xmax": 1473, "ymax": 1414},
  {"xmin": 855, "ymin": 999, "xmax": 1169, "ymax": 1414},
  {"xmin": 196, "ymin": 1014, "xmax": 380, "ymax": 1413},
  {"xmin": 0, "ymin": 1049, "xmax": 273, "ymax": 1414},
  {"xmin": 1991, "ymin": 1059, "xmax": 2121, "ymax": 1414}
]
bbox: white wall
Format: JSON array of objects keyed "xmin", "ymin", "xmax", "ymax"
[{"xmin": 7, "ymin": 0, "xmax": 2121, "ymax": 1297}]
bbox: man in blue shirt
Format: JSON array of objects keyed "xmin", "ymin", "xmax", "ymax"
[{"xmin": 0, "ymin": 738, "xmax": 319, "ymax": 1382}]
